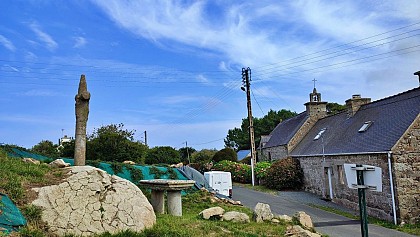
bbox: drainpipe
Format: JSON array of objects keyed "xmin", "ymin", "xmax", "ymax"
[
  {"xmin": 327, "ymin": 167, "xmax": 333, "ymax": 200},
  {"xmin": 388, "ymin": 151, "xmax": 397, "ymax": 225}
]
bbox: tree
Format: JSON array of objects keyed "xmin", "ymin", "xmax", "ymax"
[
  {"xmin": 86, "ymin": 123, "xmax": 148, "ymax": 163},
  {"xmin": 212, "ymin": 148, "xmax": 237, "ymax": 163},
  {"xmin": 191, "ymin": 149, "xmax": 217, "ymax": 164},
  {"xmin": 145, "ymin": 146, "xmax": 181, "ymax": 165},
  {"xmin": 225, "ymin": 109, "xmax": 297, "ymax": 150},
  {"xmin": 178, "ymin": 147, "xmax": 196, "ymax": 164},
  {"xmin": 31, "ymin": 140, "xmax": 59, "ymax": 158},
  {"xmin": 59, "ymin": 140, "xmax": 75, "ymax": 158},
  {"xmin": 327, "ymin": 102, "xmax": 346, "ymax": 115}
]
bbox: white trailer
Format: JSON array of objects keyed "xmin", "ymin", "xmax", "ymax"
[{"xmin": 204, "ymin": 171, "xmax": 232, "ymax": 197}]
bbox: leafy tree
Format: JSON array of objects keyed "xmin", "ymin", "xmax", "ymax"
[
  {"xmin": 212, "ymin": 148, "xmax": 237, "ymax": 163},
  {"xmin": 145, "ymin": 146, "xmax": 181, "ymax": 165},
  {"xmin": 327, "ymin": 102, "xmax": 346, "ymax": 115},
  {"xmin": 31, "ymin": 140, "xmax": 59, "ymax": 158},
  {"xmin": 86, "ymin": 123, "xmax": 148, "ymax": 163},
  {"xmin": 178, "ymin": 147, "xmax": 196, "ymax": 164},
  {"xmin": 59, "ymin": 140, "xmax": 75, "ymax": 158},
  {"xmin": 191, "ymin": 149, "xmax": 217, "ymax": 164},
  {"xmin": 225, "ymin": 109, "xmax": 297, "ymax": 150}
]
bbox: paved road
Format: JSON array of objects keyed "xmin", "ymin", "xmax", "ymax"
[{"xmin": 232, "ymin": 186, "xmax": 415, "ymax": 237}]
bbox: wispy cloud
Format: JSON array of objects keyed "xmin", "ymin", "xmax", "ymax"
[
  {"xmin": 73, "ymin": 36, "xmax": 87, "ymax": 48},
  {"xmin": 29, "ymin": 22, "xmax": 58, "ymax": 51},
  {"xmin": 0, "ymin": 35, "xmax": 16, "ymax": 51},
  {"xmin": 17, "ymin": 89, "xmax": 60, "ymax": 97}
]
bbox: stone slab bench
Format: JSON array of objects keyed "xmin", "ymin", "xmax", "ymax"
[{"xmin": 139, "ymin": 179, "xmax": 195, "ymax": 216}]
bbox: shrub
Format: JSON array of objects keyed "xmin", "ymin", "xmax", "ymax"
[
  {"xmin": 255, "ymin": 162, "xmax": 271, "ymax": 180},
  {"xmin": 212, "ymin": 148, "xmax": 237, "ymax": 163},
  {"xmin": 264, "ymin": 157, "xmax": 303, "ymax": 190},
  {"xmin": 212, "ymin": 160, "xmax": 251, "ymax": 183}
]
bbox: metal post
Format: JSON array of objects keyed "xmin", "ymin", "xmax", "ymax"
[{"xmin": 356, "ymin": 164, "xmax": 369, "ymax": 237}]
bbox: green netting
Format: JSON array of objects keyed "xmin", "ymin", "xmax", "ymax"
[
  {"xmin": 0, "ymin": 193, "xmax": 26, "ymax": 234},
  {"xmin": 8, "ymin": 148, "xmax": 50, "ymax": 161}
]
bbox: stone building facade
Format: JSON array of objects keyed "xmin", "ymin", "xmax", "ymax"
[{"xmin": 261, "ymin": 81, "xmax": 420, "ymax": 224}]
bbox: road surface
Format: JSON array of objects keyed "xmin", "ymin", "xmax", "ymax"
[{"xmin": 232, "ymin": 186, "xmax": 415, "ymax": 237}]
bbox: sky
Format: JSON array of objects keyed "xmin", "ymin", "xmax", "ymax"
[{"xmin": 1, "ymin": 0, "xmax": 420, "ymax": 151}]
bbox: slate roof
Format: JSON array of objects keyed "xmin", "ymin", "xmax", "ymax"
[
  {"xmin": 264, "ymin": 112, "xmax": 309, "ymax": 148},
  {"xmin": 237, "ymin": 150, "xmax": 251, "ymax": 161},
  {"xmin": 291, "ymin": 87, "xmax": 420, "ymax": 156}
]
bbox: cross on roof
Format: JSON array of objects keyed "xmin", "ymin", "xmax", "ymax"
[{"xmin": 312, "ymin": 78, "xmax": 317, "ymax": 89}]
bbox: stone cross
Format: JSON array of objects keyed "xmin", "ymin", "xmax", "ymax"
[{"xmin": 74, "ymin": 74, "xmax": 90, "ymax": 166}]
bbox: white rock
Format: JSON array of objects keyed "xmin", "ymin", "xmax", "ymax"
[
  {"xmin": 222, "ymin": 211, "xmax": 250, "ymax": 223},
  {"xmin": 253, "ymin": 202, "xmax": 274, "ymax": 222},
  {"xmin": 294, "ymin": 211, "xmax": 314, "ymax": 229},
  {"xmin": 285, "ymin": 225, "xmax": 321, "ymax": 237},
  {"xmin": 199, "ymin": 207, "xmax": 225, "ymax": 220},
  {"xmin": 49, "ymin": 159, "xmax": 71, "ymax": 168},
  {"xmin": 32, "ymin": 166, "xmax": 155, "ymax": 236},
  {"xmin": 22, "ymin": 157, "xmax": 40, "ymax": 164}
]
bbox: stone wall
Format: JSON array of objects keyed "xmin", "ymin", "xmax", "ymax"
[
  {"xmin": 261, "ymin": 145, "xmax": 288, "ymax": 161},
  {"xmin": 297, "ymin": 154, "xmax": 395, "ymax": 222},
  {"xmin": 392, "ymin": 114, "xmax": 420, "ymax": 224}
]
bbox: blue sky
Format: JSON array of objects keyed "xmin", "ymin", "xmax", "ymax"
[{"xmin": 1, "ymin": 0, "xmax": 420, "ymax": 150}]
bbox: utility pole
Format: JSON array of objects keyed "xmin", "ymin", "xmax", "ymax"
[
  {"xmin": 185, "ymin": 141, "xmax": 190, "ymax": 164},
  {"xmin": 144, "ymin": 130, "xmax": 148, "ymax": 146},
  {"xmin": 242, "ymin": 67, "xmax": 257, "ymax": 186}
]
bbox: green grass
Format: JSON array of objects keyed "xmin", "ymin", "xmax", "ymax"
[
  {"xmin": 234, "ymin": 182, "xmax": 278, "ymax": 195},
  {"xmin": 311, "ymin": 205, "xmax": 420, "ymax": 236}
]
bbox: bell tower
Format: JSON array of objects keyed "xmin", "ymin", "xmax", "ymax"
[{"xmin": 304, "ymin": 79, "xmax": 327, "ymax": 119}]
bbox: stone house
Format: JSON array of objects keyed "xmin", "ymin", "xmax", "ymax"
[{"xmin": 260, "ymin": 79, "xmax": 420, "ymax": 224}]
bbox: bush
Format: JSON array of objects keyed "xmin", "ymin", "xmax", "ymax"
[
  {"xmin": 264, "ymin": 157, "xmax": 303, "ymax": 190},
  {"xmin": 255, "ymin": 162, "xmax": 271, "ymax": 180},
  {"xmin": 212, "ymin": 160, "xmax": 251, "ymax": 183},
  {"xmin": 212, "ymin": 148, "xmax": 237, "ymax": 163}
]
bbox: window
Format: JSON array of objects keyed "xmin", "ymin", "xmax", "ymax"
[
  {"xmin": 314, "ymin": 128, "xmax": 327, "ymax": 140},
  {"xmin": 358, "ymin": 121, "xmax": 373, "ymax": 132}
]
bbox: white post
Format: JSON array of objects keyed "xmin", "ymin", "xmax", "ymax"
[
  {"xmin": 328, "ymin": 167, "xmax": 333, "ymax": 200},
  {"xmin": 388, "ymin": 152, "xmax": 397, "ymax": 225}
]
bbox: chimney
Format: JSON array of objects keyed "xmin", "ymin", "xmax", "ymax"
[
  {"xmin": 346, "ymin": 94, "xmax": 371, "ymax": 117},
  {"xmin": 414, "ymin": 71, "xmax": 420, "ymax": 87}
]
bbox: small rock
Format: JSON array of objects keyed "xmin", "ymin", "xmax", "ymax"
[
  {"xmin": 253, "ymin": 202, "xmax": 274, "ymax": 222},
  {"xmin": 277, "ymin": 214, "xmax": 293, "ymax": 222},
  {"xmin": 199, "ymin": 207, "xmax": 224, "ymax": 220},
  {"xmin": 49, "ymin": 159, "xmax": 71, "ymax": 168},
  {"xmin": 285, "ymin": 225, "xmax": 321, "ymax": 237},
  {"xmin": 22, "ymin": 157, "xmax": 40, "ymax": 165},
  {"xmin": 228, "ymin": 199, "xmax": 242, "ymax": 205},
  {"xmin": 170, "ymin": 162, "xmax": 183, "ymax": 168},
  {"xmin": 271, "ymin": 218, "xmax": 280, "ymax": 223},
  {"xmin": 123, "ymin": 160, "xmax": 136, "ymax": 165},
  {"xmin": 294, "ymin": 211, "xmax": 314, "ymax": 229},
  {"xmin": 222, "ymin": 211, "xmax": 250, "ymax": 223}
]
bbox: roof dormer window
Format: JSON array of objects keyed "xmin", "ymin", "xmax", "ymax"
[{"xmin": 358, "ymin": 121, "xmax": 372, "ymax": 132}]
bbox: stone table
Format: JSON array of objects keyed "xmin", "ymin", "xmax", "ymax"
[{"xmin": 139, "ymin": 179, "xmax": 195, "ymax": 216}]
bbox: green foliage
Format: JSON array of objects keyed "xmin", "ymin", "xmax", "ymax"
[
  {"xmin": 149, "ymin": 166, "xmax": 166, "ymax": 179},
  {"xmin": 212, "ymin": 160, "xmax": 251, "ymax": 183},
  {"xmin": 264, "ymin": 157, "xmax": 303, "ymax": 190},
  {"xmin": 22, "ymin": 204, "xmax": 43, "ymax": 223},
  {"xmin": 87, "ymin": 123, "xmax": 148, "ymax": 163},
  {"xmin": 110, "ymin": 162, "xmax": 124, "ymax": 174},
  {"xmin": 31, "ymin": 140, "xmax": 59, "ymax": 158},
  {"xmin": 178, "ymin": 147, "xmax": 196, "ymax": 164},
  {"xmin": 191, "ymin": 149, "xmax": 217, "ymax": 164},
  {"xmin": 145, "ymin": 146, "xmax": 181, "ymax": 165},
  {"xmin": 167, "ymin": 167, "xmax": 178, "ymax": 180},
  {"xmin": 255, "ymin": 162, "xmax": 271, "ymax": 180},
  {"xmin": 225, "ymin": 109, "xmax": 297, "ymax": 150},
  {"xmin": 326, "ymin": 102, "xmax": 346, "ymax": 115},
  {"xmin": 212, "ymin": 148, "xmax": 237, "ymax": 163},
  {"xmin": 59, "ymin": 140, "xmax": 75, "ymax": 158},
  {"xmin": 126, "ymin": 166, "xmax": 144, "ymax": 184}
]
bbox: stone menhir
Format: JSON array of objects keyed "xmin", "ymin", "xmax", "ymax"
[{"xmin": 74, "ymin": 75, "xmax": 90, "ymax": 166}]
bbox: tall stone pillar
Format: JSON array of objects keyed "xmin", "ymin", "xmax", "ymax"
[{"xmin": 74, "ymin": 74, "xmax": 90, "ymax": 166}]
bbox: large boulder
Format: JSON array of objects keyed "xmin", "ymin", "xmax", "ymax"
[
  {"xmin": 294, "ymin": 211, "xmax": 314, "ymax": 229},
  {"xmin": 32, "ymin": 166, "xmax": 155, "ymax": 236}
]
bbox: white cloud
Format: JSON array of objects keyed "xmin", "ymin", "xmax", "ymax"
[
  {"xmin": 18, "ymin": 89, "xmax": 59, "ymax": 97},
  {"xmin": 29, "ymin": 22, "xmax": 58, "ymax": 51},
  {"xmin": 0, "ymin": 35, "xmax": 16, "ymax": 51},
  {"xmin": 73, "ymin": 36, "xmax": 87, "ymax": 48}
]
